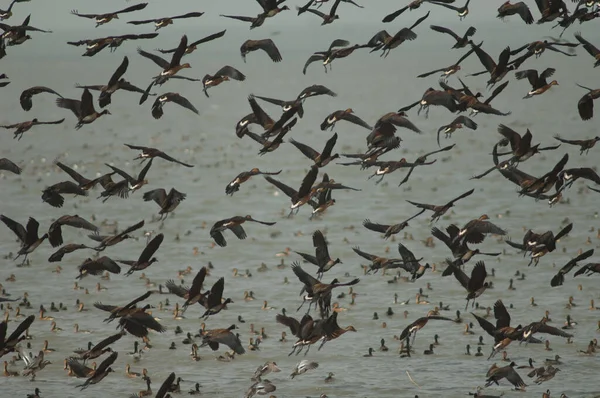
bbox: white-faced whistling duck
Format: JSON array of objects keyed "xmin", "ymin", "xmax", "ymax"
[
  {"xmin": 436, "ymin": 115, "xmax": 477, "ymax": 146},
  {"xmin": 429, "ymin": 25, "xmax": 476, "ymax": 48},
  {"xmin": 0, "ymin": 0, "xmax": 20, "ymax": 21},
  {"xmin": 381, "ymin": 0, "xmax": 441, "ymax": 23},
  {"xmin": 226, "ymin": 168, "xmax": 282, "ymax": 196},
  {"xmin": 118, "ymin": 233, "xmax": 164, "ymax": 276},
  {"xmin": 199, "ymin": 277, "xmax": 234, "ymax": 320},
  {"xmin": 554, "ymin": 134, "xmax": 600, "ymax": 155},
  {"xmin": 54, "ymin": 161, "xmax": 113, "ymax": 192},
  {"xmin": 0, "ymin": 215, "xmax": 48, "ymax": 266},
  {"xmin": 497, "ymin": 124, "xmax": 561, "ymax": 163},
  {"xmin": 76, "ymin": 350, "xmax": 117, "ymax": 389},
  {"xmin": 298, "ymin": 0, "xmax": 342, "ymax": 25},
  {"xmin": 88, "ymin": 220, "xmax": 145, "ymax": 252},
  {"xmin": 0, "ymin": 117, "xmax": 65, "ymax": 140},
  {"xmin": 576, "ymin": 83, "xmax": 600, "ymax": 121},
  {"xmin": 157, "ymin": 30, "xmax": 226, "ymax": 55},
  {"xmin": 369, "ymin": 12, "xmax": 430, "ymax": 58},
  {"xmin": 246, "ymin": 118, "xmax": 298, "ymax": 156},
  {"xmin": 574, "ymin": 261, "xmax": 600, "ymax": 277},
  {"xmin": 265, "ymin": 165, "xmax": 319, "ymax": 217},
  {"xmin": 210, "ymin": 215, "xmax": 276, "ymax": 247},
  {"xmin": 362, "ymin": 209, "xmax": 425, "ymax": 240},
  {"xmin": 468, "ymin": 42, "xmax": 513, "ymax": 88},
  {"xmin": 200, "ymin": 324, "xmax": 245, "ymax": 354},
  {"xmin": 48, "ymin": 215, "xmax": 98, "ymax": 248},
  {"xmin": 76, "ymin": 56, "xmax": 149, "ymax": 108},
  {"xmin": 76, "ymin": 256, "xmax": 122, "ymax": 280},
  {"xmin": 302, "ymin": 39, "xmax": 350, "ymax": 74},
  {"xmin": 151, "ymin": 92, "xmax": 199, "ymax": 119},
  {"xmin": 497, "ymin": 1, "xmax": 534, "ymax": 24},
  {"xmin": 453, "ymin": 214, "xmax": 507, "ymax": 247},
  {"xmin": 407, "ymin": 188, "xmax": 474, "ymax": 223},
  {"xmin": 399, "ymin": 312, "xmax": 458, "ymax": 346},
  {"xmin": 316, "ymin": 312, "xmax": 357, "ymax": 351},
  {"xmin": 202, "ymin": 65, "xmax": 246, "ymax": 97},
  {"xmin": 417, "ymin": 45, "xmax": 476, "ymax": 81},
  {"xmin": 143, "ymin": 188, "xmax": 187, "ymax": 221},
  {"xmin": 74, "ymin": 332, "xmax": 124, "ymax": 361},
  {"xmin": 19, "ymin": 86, "xmax": 62, "ymax": 111},
  {"xmin": 551, "ymin": 248, "xmax": 594, "ymax": 286},
  {"xmin": 352, "ymin": 246, "xmax": 404, "ymax": 273},
  {"xmin": 127, "ymin": 12, "xmax": 205, "ymax": 31},
  {"xmin": 56, "ymin": 88, "xmax": 110, "ymax": 130},
  {"xmin": 515, "ymin": 68, "xmax": 558, "ymax": 98},
  {"xmin": 71, "ymin": 3, "xmax": 148, "ymax": 27},
  {"xmin": 41, "ymin": 180, "xmax": 88, "ymax": 208},
  {"xmin": 290, "ymin": 133, "xmax": 340, "ymax": 168},
  {"xmin": 320, "ymin": 109, "xmax": 372, "ymax": 131},
  {"xmin": 0, "ymin": 158, "xmax": 21, "ymax": 174},
  {"xmin": 294, "ymin": 230, "xmax": 342, "ymax": 278},
  {"xmin": 124, "ymin": 143, "xmax": 194, "ymax": 167},
  {"xmin": 430, "ymin": 0, "xmax": 471, "ymax": 20},
  {"xmin": 446, "ymin": 260, "xmax": 489, "ymax": 310},
  {"xmin": 240, "ymin": 39, "xmax": 282, "ymax": 63}
]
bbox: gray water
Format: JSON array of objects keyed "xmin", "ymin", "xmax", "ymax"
[{"xmin": 1, "ymin": 0, "xmax": 600, "ymax": 397}]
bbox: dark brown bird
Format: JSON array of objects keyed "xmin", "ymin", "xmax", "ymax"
[
  {"xmin": 515, "ymin": 68, "xmax": 558, "ymax": 99},
  {"xmin": 76, "ymin": 351, "xmax": 118, "ymax": 390},
  {"xmin": 240, "ymin": 39, "xmax": 282, "ymax": 62},
  {"xmin": 55, "ymin": 161, "xmax": 115, "ymax": 191},
  {"xmin": 71, "ymin": 3, "xmax": 148, "ymax": 27},
  {"xmin": 199, "ymin": 277, "xmax": 234, "ymax": 320},
  {"xmin": 0, "ymin": 215, "xmax": 48, "ymax": 265},
  {"xmin": 362, "ymin": 209, "xmax": 426, "ymax": 239},
  {"xmin": 400, "ymin": 312, "xmax": 458, "ymax": 345},
  {"xmin": 302, "ymin": 38, "xmax": 350, "ymax": 74},
  {"xmin": 429, "ymin": 0, "xmax": 471, "ymax": 20},
  {"xmin": 75, "ymin": 56, "xmax": 147, "ymax": 107},
  {"xmin": 201, "ymin": 325, "xmax": 245, "ymax": 355},
  {"xmin": 497, "ymin": 1, "xmax": 534, "ymax": 24},
  {"xmin": 576, "ymin": 84, "xmax": 600, "ymax": 120},
  {"xmin": 446, "ymin": 260, "xmax": 489, "ymax": 309},
  {"xmin": 48, "ymin": 243, "xmax": 90, "ymax": 262},
  {"xmin": 93, "ymin": 291, "xmax": 152, "ymax": 323},
  {"xmin": 151, "ymin": 92, "xmax": 199, "ymax": 119},
  {"xmin": 265, "ymin": 165, "xmax": 319, "ymax": 216},
  {"xmin": 226, "ymin": 168, "xmax": 282, "ymax": 195},
  {"xmin": 550, "ymin": 248, "xmax": 594, "ymax": 286},
  {"xmin": 20, "ymin": 86, "xmax": 62, "ymax": 111},
  {"xmin": 320, "ymin": 108, "xmax": 372, "ymax": 131},
  {"xmin": 469, "ymin": 42, "xmax": 513, "ymax": 88},
  {"xmin": 41, "ymin": 181, "xmax": 87, "ymax": 208},
  {"xmin": 407, "ymin": 188, "xmax": 474, "ymax": 222},
  {"xmin": 99, "ymin": 159, "xmax": 153, "ymax": 201},
  {"xmin": 245, "ymin": 118, "xmax": 298, "ymax": 155},
  {"xmin": 289, "ymin": 133, "xmax": 339, "ymax": 167},
  {"xmin": 299, "ymin": 0, "xmax": 343, "ymax": 25},
  {"xmin": 47, "ymin": 214, "xmax": 98, "ymax": 247},
  {"xmin": 156, "ymin": 30, "xmax": 226, "ymax": 55},
  {"xmin": 119, "ymin": 233, "xmax": 164, "ymax": 276},
  {"xmin": 76, "ymin": 256, "xmax": 121, "ymax": 279},
  {"xmin": 453, "ymin": 214, "xmax": 507, "ymax": 246},
  {"xmin": 554, "ymin": 134, "xmax": 600, "ymax": 155},
  {"xmin": 0, "ymin": 118, "xmax": 64, "ymax": 140},
  {"xmin": 369, "ymin": 12, "xmax": 430, "ymax": 57},
  {"xmin": 56, "ymin": 88, "xmax": 110, "ymax": 130},
  {"xmin": 202, "ymin": 66, "xmax": 246, "ymax": 97},
  {"xmin": 433, "ymin": 224, "xmax": 501, "ymax": 263},
  {"xmin": 124, "ymin": 143, "xmax": 194, "ymax": 167},
  {"xmin": 73, "ymin": 332, "xmax": 123, "ymax": 362},
  {"xmin": 496, "ymin": 124, "xmax": 560, "ymax": 163},
  {"xmin": 436, "ymin": 116, "xmax": 478, "ymax": 146},
  {"xmin": 417, "ymin": 45, "xmax": 476, "ymax": 79},
  {"xmin": 382, "ymin": 0, "xmax": 453, "ymax": 23},
  {"xmin": 143, "ymin": 188, "xmax": 187, "ymax": 221},
  {"xmin": 429, "ymin": 25, "xmax": 476, "ymax": 48},
  {"xmin": 88, "ymin": 219, "xmax": 145, "ymax": 251},
  {"xmin": 210, "ymin": 215, "xmax": 276, "ymax": 247},
  {"xmin": 67, "ymin": 33, "xmax": 159, "ymax": 56},
  {"xmin": 127, "ymin": 12, "xmax": 205, "ymax": 31}
]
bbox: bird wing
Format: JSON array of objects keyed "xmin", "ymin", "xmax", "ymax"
[
  {"xmin": 216, "ymin": 65, "xmax": 246, "ymax": 81},
  {"xmin": 137, "ymin": 47, "xmax": 170, "ymax": 69},
  {"xmin": 264, "ymin": 176, "xmax": 298, "ymax": 199},
  {"xmin": 430, "ymin": 25, "xmax": 461, "ymax": 41},
  {"xmin": 168, "ymin": 93, "xmax": 199, "ymax": 115},
  {"xmin": 291, "ymin": 262, "xmax": 320, "ymax": 289},
  {"xmin": 107, "ymin": 56, "xmax": 129, "ymax": 87},
  {"xmin": 493, "ymin": 300, "xmax": 511, "ymax": 328},
  {"xmin": 467, "ymin": 261, "xmax": 487, "ymax": 292},
  {"xmin": 137, "ymin": 233, "xmax": 164, "ymax": 263},
  {"xmin": 0, "ymin": 214, "xmax": 27, "ymax": 243},
  {"xmin": 362, "ymin": 219, "xmax": 390, "ymax": 234}
]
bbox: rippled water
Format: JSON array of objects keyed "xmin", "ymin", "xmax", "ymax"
[{"xmin": 1, "ymin": 0, "xmax": 600, "ymax": 397}]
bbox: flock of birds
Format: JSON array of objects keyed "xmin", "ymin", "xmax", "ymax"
[{"xmin": 1, "ymin": 0, "xmax": 600, "ymax": 397}]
